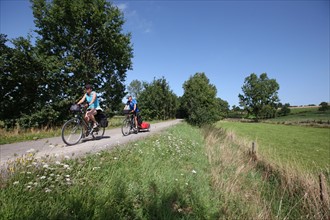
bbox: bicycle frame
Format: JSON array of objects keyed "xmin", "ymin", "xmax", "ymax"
[{"xmin": 61, "ymin": 104, "xmax": 105, "ymax": 145}]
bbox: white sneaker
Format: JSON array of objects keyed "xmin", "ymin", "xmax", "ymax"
[{"xmin": 93, "ymin": 122, "xmax": 99, "ymax": 129}]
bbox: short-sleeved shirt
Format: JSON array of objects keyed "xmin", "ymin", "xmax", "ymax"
[
  {"xmin": 86, "ymin": 91, "xmax": 100, "ymax": 110},
  {"xmin": 127, "ymin": 99, "xmax": 139, "ymax": 113}
]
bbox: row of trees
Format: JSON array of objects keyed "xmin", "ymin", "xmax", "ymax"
[{"xmin": 126, "ymin": 73, "xmax": 229, "ymax": 127}]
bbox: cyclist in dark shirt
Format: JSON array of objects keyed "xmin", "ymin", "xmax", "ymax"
[{"xmin": 127, "ymin": 95, "xmax": 139, "ymax": 130}]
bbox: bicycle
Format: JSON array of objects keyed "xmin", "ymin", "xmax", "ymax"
[
  {"xmin": 121, "ymin": 112, "xmax": 138, "ymax": 136},
  {"xmin": 61, "ymin": 104, "xmax": 105, "ymax": 145}
]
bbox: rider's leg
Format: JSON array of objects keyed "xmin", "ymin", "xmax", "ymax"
[
  {"xmin": 87, "ymin": 109, "xmax": 98, "ymax": 128},
  {"xmin": 134, "ymin": 115, "xmax": 138, "ymax": 129}
]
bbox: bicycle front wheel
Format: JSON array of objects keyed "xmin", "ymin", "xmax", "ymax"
[
  {"xmin": 61, "ymin": 118, "xmax": 83, "ymax": 145},
  {"xmin": 121, "ymin": 118, "xmax": 131, "ymax": 136}
]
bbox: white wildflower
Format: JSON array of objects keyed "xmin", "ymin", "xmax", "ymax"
[
  {"xmin": 13, "ymin": 181, "xmax": 19, "ymax": 185},
  {"xmin": 26, "ymin": 148, "xmax": 35, "ymax": 153},
  {"xmin": 66, "ymin": 178, "xmax": 70, "ymax": 182},
  {"xmin": 92, "ymin": 167, "xmax": 101, "ymax": 170},
  {"xmin": 113, "ymin": 157, "xmax": 118, "ymax": 160},
  {"xmin": 43, "ymin": 164, "xmax": 49, "ymax": 169},
  {"xmin": 55, "ymin": 161, "xmax": 61, "ymax": 165},
  {"xmin": 40, "ymin": 176, "xmax": 46, "ymax": 180},
  {"xmin": 192, "ymin": 169, "xmax": 197, "ymax": 174},
  {"xmin": 64, "ymin": 155, "xmax": 70, "ymax": 159},
  {"xmin": 63, "ymin": 164, "xmax": 70, "ymax": 169},
  {"xmin": 45, "ymin": 188, "xmax": 52, "ymax": 193}
]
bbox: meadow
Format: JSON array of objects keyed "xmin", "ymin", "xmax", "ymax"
[
  {"xmin": 269, "ymin": 107, "xmax": 330, "ymax": 124},
  {"xmin": 216, "ymin": 120, "xmax": 329, "ymax": 173},
  {"xmin": 1, "ymin": 123, "xmax": 328, "ymax": 219}
]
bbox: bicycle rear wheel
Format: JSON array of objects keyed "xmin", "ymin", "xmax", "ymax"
[
  {"xmin": 61, "ymin": 118, "xmax": 83, "ymax": 145},
  {"xmin": 121, "ymin": 118, "xmax": 131, "ymax": 136},
  {"xmin": 92, "ymin": 126, "xmax": 105, "ymax": 139}
]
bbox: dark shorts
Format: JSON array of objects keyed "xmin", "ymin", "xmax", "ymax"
[{"xmin": 132, "ymin": 111, "xmax": 139, "ymax": 117}]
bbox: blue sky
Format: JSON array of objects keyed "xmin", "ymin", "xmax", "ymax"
[{"xmin": 1, "ymin": 0, "xmax": 329, "ymax": 107}]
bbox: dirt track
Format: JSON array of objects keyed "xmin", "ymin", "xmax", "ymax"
[{"xmin": 0, "ymin": 119, "xmax": 183, "ymax": 166}]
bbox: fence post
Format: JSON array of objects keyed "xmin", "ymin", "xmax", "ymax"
[{"xmin": 250, "ymin": 142, "xmax": 257, "ymax": 161}]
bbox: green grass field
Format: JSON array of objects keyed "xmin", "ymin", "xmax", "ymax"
[
  {"xmin": 217, "ymin": 121, "xmax": 330, "ymax": 172},
  {"xmin": 271, "ymin": 107, "xmax": 330, "ymax": 123}
]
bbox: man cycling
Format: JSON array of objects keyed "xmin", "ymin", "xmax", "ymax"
[
  {"xmin": 77, "ymin": 84, "xmax": 101, "ymax": 129},
  {"xmin": 126, "ymin": 95, "xmax": 140, "ymax": 130}
]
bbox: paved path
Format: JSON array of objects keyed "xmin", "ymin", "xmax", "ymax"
[{"xmin": 0, "ymin": 119, "xmax": 183, "ymax": 166}]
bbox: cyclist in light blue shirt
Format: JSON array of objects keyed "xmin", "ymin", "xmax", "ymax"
[{"xmin": 77, "ymin": 84, "xmax": 101, "ymax": 129}]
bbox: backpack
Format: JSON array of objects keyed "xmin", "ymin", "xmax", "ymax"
[
  {"xmin": 96, "ymin": 110, "xmax": 108, "ymax": 127},
  {"xmin": 137, "ymin": 114, "xmax": 143, "ymax": 125}
]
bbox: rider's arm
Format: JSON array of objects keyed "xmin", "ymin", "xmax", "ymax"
[{"xmin": 77, "ymin": 94, "xmax": 86, "ymax": 104}]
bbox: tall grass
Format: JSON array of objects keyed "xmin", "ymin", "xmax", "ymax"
[{"xmin": 203, "ymin": 125, "xmax": 329, "ymax": 219}]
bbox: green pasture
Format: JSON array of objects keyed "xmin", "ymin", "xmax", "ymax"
[
  {"xmin": 217, "ymin": 121, "xmax": 330, "ymax": 172},
  {"xmin": 272, "ymin": 107, "xmax": 330, "ymax": 123}
]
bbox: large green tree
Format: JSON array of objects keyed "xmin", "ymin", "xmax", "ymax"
[
  {"xmin": 31, "ymin": 0, "xmax": 133, "ymax": 112},
  {"xmin": 181, "ymin": 72, "xmax": 223, "ymax": 126},
  {"xmin": 126, "ymin": 79, "xmax": 144, "ymax": 99},
  {"xmin": 238, "ymin": 73, "xmax": 280, "ymax": 121},
  {"xmin": 0, "ymin": 34, "xmax": 59, "ymax": 128},
  {"xmin": 138, "ymin": 77, "xmax": 178, "ymax": 120}
]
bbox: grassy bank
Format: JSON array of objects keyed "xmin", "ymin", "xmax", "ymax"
[
  {"xmin": 216, "ymin": 121, "xmax": 329, "ymax": 173},
  {"xmin": 1, "ymin": 123, "xmax": 328, "ymax": 219}
]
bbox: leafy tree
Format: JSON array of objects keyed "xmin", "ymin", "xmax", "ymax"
[
  {"xmin": 319, "ymin": 102, "xmax": 330, "ymax": 111},
  {"xmin": 238, "ymin": 73, "xmax": 279, "ymax": 121},
  {"xmin": 31, "ymin": 0, "xmax": 133, "ymax": 113},
  {"xmin": 0, "ymin": 35, "xmax": 59, "ymax": 128},
  {"xmin": 181, "ymin": 72, "xmax": 222, "ymax": 127},
  {"xmin": 126, "ymin": 79, "xmax": 144, "ymax": 99},
  {"xmin": 138, "ymin": 77, "xmax": 178, "ymax": 120},
  {"xmin": 216, "ymin": 98, "xmax": 229, "ymax": 119}
]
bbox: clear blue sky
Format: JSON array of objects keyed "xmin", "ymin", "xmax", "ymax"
[{"xmin": 1, "ymin": 0, "xmax": 329, "ymax": 107}]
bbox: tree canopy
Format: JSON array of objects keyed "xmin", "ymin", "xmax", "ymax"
[
  {"xmin": 238, "ymin": 73, "xmax": 279, "ymax": 121},
  {"xmin": 138, "ymin": 77, "xmax": 178, "ymax": 120},
  {"xmin": 32, "ymin": 0, "xmax": 133, "ymax": 111},
  {"xmin": 181, "ymin": 72, "xmax": 224, "ymax": 127}
]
